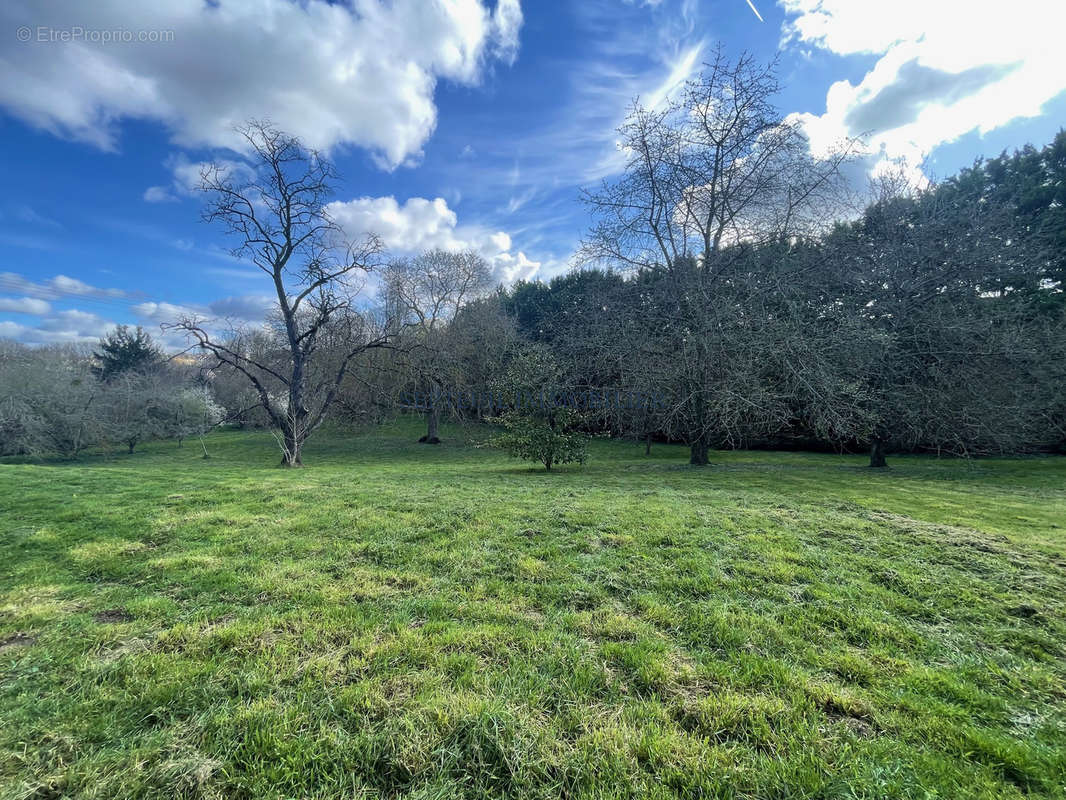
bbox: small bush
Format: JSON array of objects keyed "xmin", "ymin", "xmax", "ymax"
[{"xmin": 490, "ymin": 411, "xmax": 587, "ymax": 471}]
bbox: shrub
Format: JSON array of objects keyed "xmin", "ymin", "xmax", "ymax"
[{"xmin": 491, "ymin": 410, "xmax": 587, "ymax": 471}]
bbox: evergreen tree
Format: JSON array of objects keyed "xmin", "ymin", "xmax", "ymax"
[{"xmin": 91, "ymin": 325, "xmax": 162, "ymax": 382}]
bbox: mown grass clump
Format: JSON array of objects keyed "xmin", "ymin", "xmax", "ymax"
[{"xmin": 1, "ymin": 420, "xmax": 1064, "ymax": 798}]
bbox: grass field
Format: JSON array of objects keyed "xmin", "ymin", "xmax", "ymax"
[{"xmin": 1, "ymin": 421, "xmax": 1065, "ymax": 799}]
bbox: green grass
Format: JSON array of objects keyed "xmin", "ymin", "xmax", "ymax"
[{"xmin": 1, "ymin": 420, "xmax": 1065, "ymax": 799}]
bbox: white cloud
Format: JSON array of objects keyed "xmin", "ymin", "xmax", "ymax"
[
  {"xmin": 25, "ymin": 309, "xmax": 116, "ymax": 344},
  {"xmin": 781, "ymin": 0, "xmax": 1066, "ymax": 175},
  {"xmin": 327, "ymin": 195, "xmax": 542, "ymax": 282},
  {"xmin": 561, "ymin": 39, "xmax": 705, "ymax": 184},
  {"xmin": 52, "ymin": 275, "xmax": 101, "ymax": 295},
  {"xmin": 143, "ymin": 153, "xmax": 253, "ymax": 204},
  {"xmin": 329, "ymin": 197, "xmax": 459, "ymax": 252},
  {"xmin": 0, "ymin": 272, "xmax": 128, "ymax": 300},
  {"xmin": 0, "ymin": 321, "xmax": 27, "ymax": 340},
  {"xmin": 9, "ymin": 205, "xmax": 62, "ymax": 229},
  {"xmin": 641, "ymin": 42, "xmax": 702, "ymax": 111},
  {"xmin": 0, "ymin": 296, "xmax": 50, "ymax": 315},
  {"xmin": 491, "ymin": 0, "xmax": 523, "ymax": 64},
  {"xmin": 131, "ymin": 301, "xmax": 198, "ymax": 324},
  {"xmin": 492, "ymin": 250, "xmax": 549, "ymax": 283},
  {"xmin": 40, "ymin": 308, "xmax": 110, "ymax": 332},
  {"xmin": 143, "ymin": 185, "xmax": 176, "ymax": 203},
  {"xmin": 0, "ymin": 265, "xmax": 287, "ymax": 346},
  {"xmin": 207, "ymin": 294, "xmax": 277, "ymax": 322},
  {"xmin": 133, "ymin": 293, "xmax": 277, "ymax": 325},
  {"xmin": 0, "ymin": 306, "xmax": 187, "ymax": 347},
  {"xmin": 435, "ymin": 1, "xmax": 705, "ymax": 217},
  {"xmin": 0, "ymin": 274, "xmax": 130, "ymax": 344},
  {"xmin": 505, "ymin": 187, "xmax": 537, "ymax": 214},
  {"xmin": 0, "ymin": 0, "xmax": 523, "ymax": 169}
]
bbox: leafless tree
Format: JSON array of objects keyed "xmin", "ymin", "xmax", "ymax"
[
  {"xmin": 581, "ymin": 48, "xmax": 856, "ymax": 464},
  {"xmin": 445, "ymin": 296, "xmax": 520, "ymax": 421},
  {"xmin": 169, "ymin": 121, "xmax": 389, "ymax": 466},
  {"xmin": 0, "ymin": 343, "xmax": 102, "ymax": 458},
  {"xmin": 383, "ymin": 249, "xmax": 494, "ymax": 442},
  {"xmin": 582, "ymin": 47, "xmax": 856, "ymax": 272}
]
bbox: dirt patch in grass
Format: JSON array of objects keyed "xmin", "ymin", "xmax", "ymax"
[
  {"xmin": 93, "ymin": 608, "xmax": 133, "ymax": 623},
  {"xmin": 813, "ymin": 688, "xmax": 879, "ymax": 738},
  {"xmin": 825, "ymin": 709, "xmax": 877, "ymax": 738},
  {"xmin": 1006, "ymin": 603, "xmax": 1045, "ymax": 623},
  {"xmin": 95, "ymin": 636, "xmax": 154, "ymax": 665},
  {"xmin": 0, "ymin": 632, "xmax": 37, "ymax": 651}
]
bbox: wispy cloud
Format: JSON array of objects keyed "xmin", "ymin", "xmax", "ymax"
[
  {"xmin": 423, "ymin": 0, "xmax": 706, "ymax": 277},
  {"xmin": 0, "ymin": 272, "xmax": 128, "ymax": 301},
  {"xmin": 0, "ymin": 269, "xmax": 280, "ymax": 346}
]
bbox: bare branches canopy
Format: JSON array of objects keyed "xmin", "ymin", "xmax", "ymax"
[
  {"xmin": 169, "ymin": 121, "xmax": 390, "ymax": 466},
  {"xmin": 582, "ymin": 47, "xmax": 858, "ymax": 273}
]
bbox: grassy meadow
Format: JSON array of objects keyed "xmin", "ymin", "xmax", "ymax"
[{"xmin": 1, "ymin": 420, "xmax": 1064, "ymax": 799}]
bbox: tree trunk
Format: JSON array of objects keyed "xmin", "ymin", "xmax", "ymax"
[
  {"xmin": 645, "ymin": 433, "xmax": 652, "ymax": 456},
  {"xmin": 425, "ymin": 406, "xmax": 440, "ymax": 443},
  {"xmin": 869, "ymin": 437, "xmax": 887, "ymax": 468},
  {"xmin": 281, "ymin": 428, "xmax": 303, "ymax": 467},
  {"xmin": 689, "ymin": 436, "xmax": 709, "ymax": 466},
  {"xmin": 689, "ymin": 389, "xmax": 710, "ymax": 466},
  {"xmin": 280, "ymin": 378, "xmax": 308, "ymax": 466},
  {"xmin": 127, "ymin": 440, "xmax": 136, "ymax": 454}
]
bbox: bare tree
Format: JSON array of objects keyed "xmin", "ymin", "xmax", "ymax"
[
  {"xmin": 581, "ymin": 48, "xmax": 855, "ymax": 464},
  {"xmin": 582, "ymin": 47, "xmax": 855, "ymax": 272},
  {"xmin": 447, "ymin": 296, "xmax": 520, "ymax": 421},
  {"xmin": 169, "ymin": 121, "xmax": 389, "ymax": 466},
  {"xmin": 0, "ymin": 343, "xmax": 102, "ymax": 459},
  {"xmin": 384, "ymin": 249, "xmax": 494, "ymax": 443},
  {"xmin": 100, "ymin": 370, "xmax": 172, "ymax": 454}
]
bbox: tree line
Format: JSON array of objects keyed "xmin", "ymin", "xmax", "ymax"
[
  {"xmin": 1, "ymin": 51, "xmax": 1063, "ymax": 468},
  {"xmin": 400, "ymin": 54, "xmax": 1066, "ymax": 468},
  {"xmin": 0, "ymin": 326, "xmax": 220, "ymax": 458}
]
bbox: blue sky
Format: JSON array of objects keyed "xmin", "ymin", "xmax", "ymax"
[{"xmin": 1, "ymin": 0, "xmax": 1064, "ymax": 347}]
